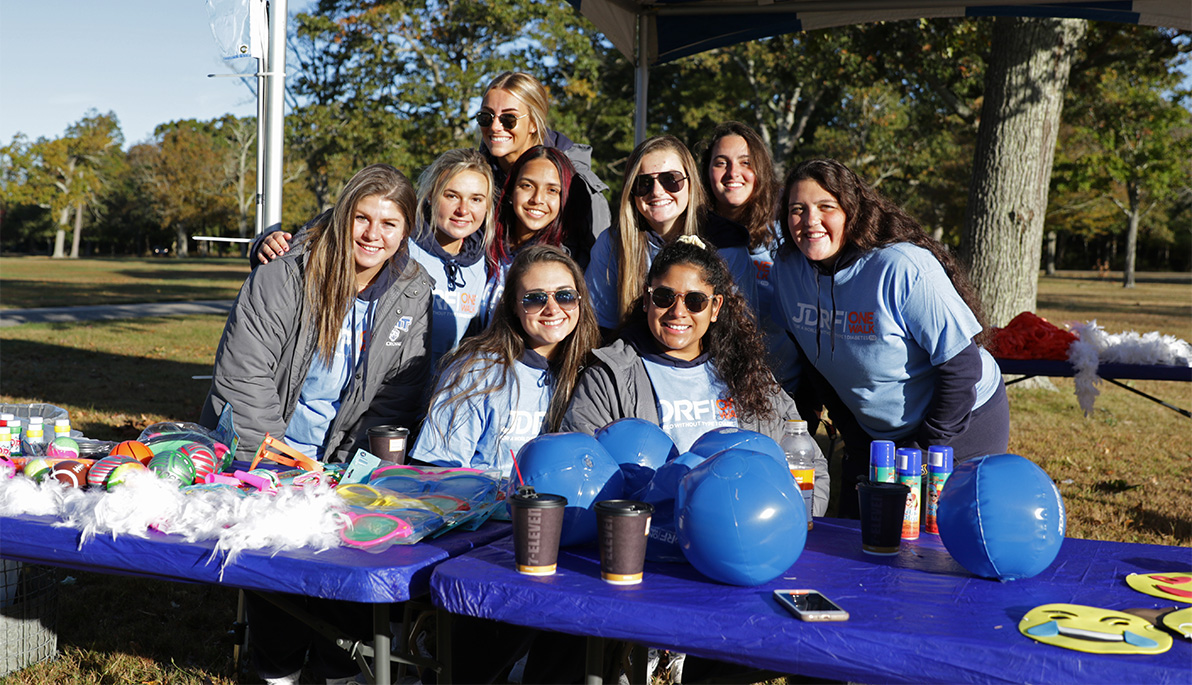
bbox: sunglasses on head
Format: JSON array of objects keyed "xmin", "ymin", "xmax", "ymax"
[
  {"xmin": 474, "ymin": 111, "xmax": 528, "ymax": 130},
  {"xmin": 647, "ymin": 286, "xmax": 712, "ymax": 313},
  {"xmin": 521, "ymin": 288, "xmax": 580, "ymax": 313},
  {"xmin": 631, "ymin": 171, "xmax": 687, "ymax": 197}
]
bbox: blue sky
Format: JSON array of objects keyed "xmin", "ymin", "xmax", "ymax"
[{"xmin": 0, "ymin": 1, "xmax": 311, "ymax": 149}]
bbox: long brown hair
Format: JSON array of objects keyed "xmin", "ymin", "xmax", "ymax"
[
  {"xmin": 778, "ymin": 158, "xmax": 989, "ymax": 339},
  {"xmin": 488, "ymin": 146, "xmax": 578, "ymax": 275},
  {"xmin": 698, "ymin": 121, "xmax": 778, "ymax": 251},
  {"xmin": 433, "ymin": 245, "xmax": 600, "ymax": 432},
  {"xmin": 625, "ymin": 238, "xmax": 780, "ymax": 423},
  {"xmin": 608, "ymin": 135, "xmax": 708, "ymax": 328},
  {"xmin": 302, "ymin": 164, "xmax": 416, "ymax": 363}
]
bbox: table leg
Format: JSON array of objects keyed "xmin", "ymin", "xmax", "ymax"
[
  {"xmin": 585, "ymin": 636, "xmax": 604, "ymax": 685},
  {"xmin": 373, "ymin": 603, "xmax": 391, "ymax": 685},
  {"xmin": 437, "ymin": 609, "xmax": 453, "ymax": 685},
  {"xmin": 630, "ymin": 644, "xmax": 647, "ymax": 684}
]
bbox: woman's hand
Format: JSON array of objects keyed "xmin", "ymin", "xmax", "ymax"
[{"xmin": 256, "ymin": 231, "xmax": 293, "ymax": 264}]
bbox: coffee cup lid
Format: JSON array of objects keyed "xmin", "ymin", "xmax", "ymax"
[
  {"xmin": 511, "ymin": 491, "xmax": 567, "ymax": 508},
  {"xmin": 594, "ymin": 499, "xmax": 654, "ymax": 516}
]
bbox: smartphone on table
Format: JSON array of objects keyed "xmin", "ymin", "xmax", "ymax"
[{"xmin": 773, "ymin": 589, "xmax": 849, "ymax": 622}]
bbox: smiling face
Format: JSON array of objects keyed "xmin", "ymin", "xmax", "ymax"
[
  {"xmin": 633, "ymin": 149, "xmax": 690, "ymax": 240},
  {"xmin": 351, "ymin": 194, "xmax": 406, "ymax": 289},
  {"xmin": 1019, "ymin": 603, "xmax": 1173, "ymax": 655},
  {"xmin": 480, "ymin": 88, "xmax": 538, "ymax": 171},
  {"xmin": 645, "ymin": 263, "xmax": 723, "ymax": 362},
  {"xmin": 510, "ymin": 157, "xmax": 562, "ymax": 247},
  {"xmin": 787, "ymin": 178, "xmax": 848, "ymax": 268},
  {"xmin": 515, "ymin": 260, "xmax": 580, "ymax": 359},
  {"xmin": 432, "ymin": 169, "xmax": 490, "ymax": 255},
  {"xmin": 707, "ymin": 134, "xmax": 756, "ymax": 220}
]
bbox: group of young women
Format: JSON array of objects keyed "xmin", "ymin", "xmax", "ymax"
[{"xmin": 200, "ymin": 69, "xmax": 1009, "ymax": 684}]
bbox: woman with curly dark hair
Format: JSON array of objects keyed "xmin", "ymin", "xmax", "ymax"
[
  {"xmin": 565, "ymin": 236, "xmax": 828, "ymax": 513},
  {"xmin": 773, "ymin": 158, "xmax": 1008, "ymax": 518}
]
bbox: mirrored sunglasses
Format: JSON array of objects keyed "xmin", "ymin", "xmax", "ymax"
[
  {"xmin": 474, "ymin": 111, "xmax": 528, "ymax": 130},
  {"xmin": 631, "ymin": 171, "xmax": 687, "ymax": 197},
  {"xmin": 647, "ymin": 286, "xmax": 711, "ymax": 313},
  {"xmin": 521, "ymin": 288, "xmax": 581, "ymax": 313}
]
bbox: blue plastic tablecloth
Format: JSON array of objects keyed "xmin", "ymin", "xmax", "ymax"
[
  {"xmin": 0, "ymin": 514, "xmax": 509, "ymax": 602},
  {"xmin": 430, "ymin": 518, "xmax": 1191, "ymax": 684}
]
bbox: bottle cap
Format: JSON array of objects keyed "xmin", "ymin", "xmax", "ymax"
[
  {"xmin": 896, "ymin": 448, "xmax": 922, "ymax": 474},
  {"xmin": 0, "ymin": 414, "xmax": 13, "ymax": 422},
  {"xmin": 29, "ymin": 416, "xmax": 44, "ymax": 425},
  {"xmin": 786, "ymin": 419, "xmax": 808, "ymax": 431},
  {"xmin": 928, "ymin": 445, "xmax": 953, "ymax": 472},
  {"xmin": 869, "ymin": 440, "xmax": 895, "ymax": 467}
]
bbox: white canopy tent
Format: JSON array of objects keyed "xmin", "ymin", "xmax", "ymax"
[{"xmin": 566, "ymin": 0, "xmax": 1192, "ymax": 142}]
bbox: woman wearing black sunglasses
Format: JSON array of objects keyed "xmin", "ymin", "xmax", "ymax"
[
  {"xmin": 585, "ymin": 135, "xmax": 757, "ymax": 337},
  {"xmin": 477, "ymin": 72, "xmax": 611, "ymax": 249},
  {"xmin": 410, "ymin": 245, "xmax": 600, "ymax": 474},
  {"xmin": 565, "ymin": 237, "xmax": 828, "ymax": 512}
]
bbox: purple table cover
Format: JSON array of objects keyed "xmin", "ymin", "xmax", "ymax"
[
  {"xmin": 430, "ymin": 518, "xmax": 1191, "ymax": 683},
  {"xmin": 0, "ymin": 514, "xmax": 509, "ymax": 602}
]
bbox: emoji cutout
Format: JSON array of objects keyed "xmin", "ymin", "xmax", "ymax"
[
  {"xmin": 1161, "ymin": 607, "xmax": 1192, "ymax": 640},
  {"xmin": 1126, "ymin": 572, "xmax": 1192, "ymax": 603},
  {"xmin": 1019, "ymin": 604, "xmax": 1173, "ymax": 654}
]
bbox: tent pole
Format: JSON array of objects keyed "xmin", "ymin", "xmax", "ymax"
[
  {"xmin": 262, "ymin": 0, "xmax": 287, "ymax": 234},
  {"xmin": 634, "ymin": 13, "xmax": 650, "ymax": 145}
]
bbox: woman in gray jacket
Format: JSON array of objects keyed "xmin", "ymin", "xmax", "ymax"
[{"xmin": 563, "ymin": 236, "xmax": 829, "ymax": 516}]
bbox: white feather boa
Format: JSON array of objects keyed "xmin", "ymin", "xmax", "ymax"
[
  {"xmin": 0, "ymin": 466, "xmax": 344, "ymax": 576},
  {"xmin": 1066, "ymin": 320, "xmax": 1192, "ymax": 416}
]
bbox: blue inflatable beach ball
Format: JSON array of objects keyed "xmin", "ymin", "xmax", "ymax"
[
  {"xmin": 676, "ymin": 448, "xmax": 807, "ymax": 586},
  {"xmin": 508, "ymin": 432, "xmax": 624, "ymax": 546},
  {"xmin": 596, "ymin": 418, "xmax": 679, "ymax": 499},
  {"xmin": 938, "ymin": 453, "xmax": 1066, "ymax": 581},
  {"xmin": 639, "ymin": 451, "xmax": 709, "ymax": 563},
  {"xmin": 688, "ymin": 427, "xmax": 786, "ymax": 469}
]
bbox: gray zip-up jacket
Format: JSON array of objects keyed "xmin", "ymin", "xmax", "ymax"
[
  {"xmin": 561, "ymin": 338, "xmax": 830, "ymax": 515},
  {"xmin": 200, "ymin": 250, "xmax": 432, "ymax": 463}
]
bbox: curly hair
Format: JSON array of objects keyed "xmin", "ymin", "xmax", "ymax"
[
  {"xmin": 626, "ymin": 238, "xmax": 780, "ymax": 423},
  {"xmin": 778, "ymin": 158, "xmax": 989, "ymax": 339},
  {"xmin": 488, "ymin": 146, "xmax": 578, "ymax": 276},
  {"xmin": 697, "ymin": 121, "xmax": 778, "ymax": 251},
  {"xmin": 434, "ymin": 245, "xmax": 600, "ymax": 432}
]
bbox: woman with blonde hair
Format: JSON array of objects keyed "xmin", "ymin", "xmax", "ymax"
[{"xmin": 585, "ymin": 135, "xmax": 756, "ymax": 335}]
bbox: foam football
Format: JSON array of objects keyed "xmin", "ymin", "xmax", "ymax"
[
  {"xmin": 148, "ymin": 450, "xmax": 197, "ymax": 486},
  {"xmin": 50, "ymin": 460, "xmax": 90, "ymax": 488},
  {"xmin": 677, "ymin": 448, "xmax": 807, "ymax": 586},
  {"xmin": 88, "ymin": 454, "xmax": 138, "ymax": 488},
  {"xmin": 938, "ymin": 453, "xmax": 1066, "ymax": 581}
]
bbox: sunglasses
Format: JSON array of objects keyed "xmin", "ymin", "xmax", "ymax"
[
  {"xmin": 647, "ymin": 286, "xmax": 713, "ymax": 313},
  {"xmin": 521, "ymin": 288, "xmax": 581, "ymax": 313},
  {"xmin": 631, "ymin": 171, "xmax": 687, "ymax": 197},
  {"xmin": 474, "ymin": 111, "xmax": 529, "ymax": 130}
]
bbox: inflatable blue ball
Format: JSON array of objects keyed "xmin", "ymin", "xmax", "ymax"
[
  {"xmin": 596, "ymin": 418, "xmax": 679, "ymax": 499},
  {"xmin": 677, "ymin": 448, "xmax": 807, "ymax": 585},
  {"xmin": 938, "ymin": 454, "xmax": 1066, "ymax": 581},
  {"xmin": 688, "ymin": 427, "xmax": 786, "ymax": 469},
  {"xmin": 507, "ymin": 432, "xmax": 624, "ymax": 546},
  {"xmin": 639, "ymin": 451, "xmax": 709, "ymax": 563}
]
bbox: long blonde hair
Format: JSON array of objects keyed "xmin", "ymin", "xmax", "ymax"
[
  {"xmin": 480, "ymin": 71, "xmax": 549, "ymax": 149},
  {"xmin": 611, "ymin": 135, "xmax": 707, "ymax": 328},
  {"xmin": 414, "ymin": 148, "xmax": 496, "ymax": 252},
  {"xmin": 302, "ymin": 164, "xmax": 416, "ymax": 362}
]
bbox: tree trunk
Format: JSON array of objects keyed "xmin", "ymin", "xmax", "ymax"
[
  {"xmin": 176, "ymin": 225, "xmax": 189, "ymax": 258},
  {"xmin": 1122, "ymin": 182, "xmax": 1140, "ymax": 288},
  {"xmin": 960, "ymin": 17, "xmax": 1087, "ymax": 327},
  {"xmin": 52, "ymin": 207, "xmax": 69, "ymax": 258},
  {"xmin": 1045, "ymin": 230, "xmax": 1057, "ymax": 276},
  {"xmin": 70, "ymin": 201, "xmax": 84, "ymax": 258}
]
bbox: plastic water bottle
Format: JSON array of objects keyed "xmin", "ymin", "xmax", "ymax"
[{"xmin": 781, "ymin": 419, "xmax": 816, "ymax": 530}]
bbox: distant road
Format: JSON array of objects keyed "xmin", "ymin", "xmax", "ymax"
[{"xmin": 0, "ymin": 300, "xmax": 234, "ymax": 328}]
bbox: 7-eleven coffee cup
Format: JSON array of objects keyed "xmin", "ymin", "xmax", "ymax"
[{"xmin": 595, "ymin": 500, "xmax": 654, "ymax": 585}]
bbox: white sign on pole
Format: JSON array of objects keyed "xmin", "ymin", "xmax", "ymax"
[{"xmin": 206, "ymin": 0, "xmax": 267, "ymax": 72}]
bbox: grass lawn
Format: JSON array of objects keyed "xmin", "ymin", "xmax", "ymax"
[{"xmin": 0, "ymin": 263, "xmax": 1189, "ymax": 684}]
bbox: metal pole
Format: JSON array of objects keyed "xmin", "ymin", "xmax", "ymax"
[
  {"xmin": 261, "ymin": 0, "xmax": 287, "ymax": 235},
  {"xmin": 634, "ymin": 13, "xmax": 650, "ymax": 146}
]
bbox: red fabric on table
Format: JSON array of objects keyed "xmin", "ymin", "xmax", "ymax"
[{"xmin": 988, "ymin": 312, "xmax": 1077, "ymax": 360}]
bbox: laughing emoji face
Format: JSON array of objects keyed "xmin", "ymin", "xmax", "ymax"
[
  {"xmin": 1019, "ymin": 604, "xmax": 1172, "ymax": 654},
  {"xmin": 1126, "ymin": 572, "xmax": 1192, "ymax": 603}
]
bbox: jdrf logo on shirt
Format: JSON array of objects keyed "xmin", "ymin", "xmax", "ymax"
[
  {"xmin": 660, "ymin": 398, "xmax": 734, "ymax": 423},
  {"xmin": 502, "ymin": 410, "xmax": 547, "ymax": 438}
]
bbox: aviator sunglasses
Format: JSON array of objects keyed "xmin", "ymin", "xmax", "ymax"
[
  {"xmin": 521, "ymin": 288, "xmax": 581, "ymax": 314},
  {"xmin": 631, "ymin": 171, "xmax": 687, "ymax": 197},
  {"xmin": 647, "ymin": 286, "xmax": 713, "ymax": 313},
  {"xmin": 474, "ymin": 111, "xmax": 529, "ymax": 130}
]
